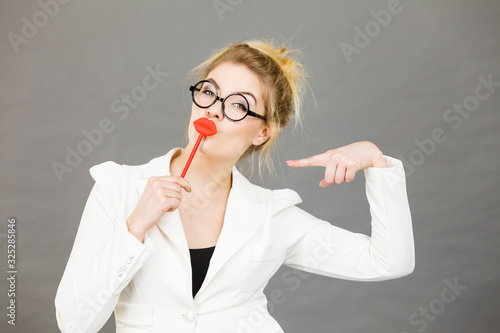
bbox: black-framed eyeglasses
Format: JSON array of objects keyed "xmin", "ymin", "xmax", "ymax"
[{"xmin": 189, "ymin": 80, "xmax": 267, "ymax": 122}]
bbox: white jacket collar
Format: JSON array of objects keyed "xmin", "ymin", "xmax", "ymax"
[
  {"xmin": 135, "ymin": 148, "xmax": 274, "ymax": 296},
  {"xmin": 140, "ymin": 147, "xmax": 266, "ymax": 202}
]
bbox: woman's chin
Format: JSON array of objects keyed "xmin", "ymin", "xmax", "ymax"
[
  {"xmin": 198, "ymin": 143, "xmax": 236, "ymax": 161},
  {"xmin": 189, "ymin": 137, "xmax": 213, "ymax": 154}
]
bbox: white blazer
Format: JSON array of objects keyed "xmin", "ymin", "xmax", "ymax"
[{"xmin": 55, "ymin": 148, "xmax": 414, "ymax": 333}]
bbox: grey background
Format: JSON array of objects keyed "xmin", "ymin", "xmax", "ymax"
[{"xmin": 1, "ymin": 0, "xmax": 499, "ymax": 332}]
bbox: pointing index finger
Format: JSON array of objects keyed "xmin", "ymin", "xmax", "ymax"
[{"xmin": 286, "ymin": 153, "xmax": 327, "ymax": 168}]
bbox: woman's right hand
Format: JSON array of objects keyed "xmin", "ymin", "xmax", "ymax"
[{"xmin": 126, "ymin": 176, "xmax": 191, "ymax": 243}]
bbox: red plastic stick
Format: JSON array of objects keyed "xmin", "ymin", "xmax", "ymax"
[{"xmin": 180, "ymin": 118, "xmax": 217, "ymax": 178}]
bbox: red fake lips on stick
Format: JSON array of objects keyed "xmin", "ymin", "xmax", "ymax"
[{"xmin": 180, "ymin": 118, "xmax": 217, "ymax": 178}]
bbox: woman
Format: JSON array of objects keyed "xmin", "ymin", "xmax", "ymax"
[{"xmin": 55, "ymin": 40, "xmax": 414, "ymax": 332}]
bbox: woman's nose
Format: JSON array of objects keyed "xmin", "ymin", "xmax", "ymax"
[{"xmin": 205, "ymin": 99, "xmax": 224, "ymax": 120}]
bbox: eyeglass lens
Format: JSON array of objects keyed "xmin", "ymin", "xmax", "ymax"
[{"xmin": 192, "ymin": 81, "xmax": 250, "ymax": 121}]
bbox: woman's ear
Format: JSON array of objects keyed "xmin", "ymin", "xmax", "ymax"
[{"xmin": 252, "ymin": 126, "xmax": 271, "ymax": 146}]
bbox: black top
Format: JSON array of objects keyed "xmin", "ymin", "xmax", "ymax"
[{"xmin": 189, "ymin": 246, "xmax": 215, "ymax": 298}]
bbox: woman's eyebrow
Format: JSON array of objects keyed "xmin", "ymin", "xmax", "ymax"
[
  {"xmin": 238, "ymin": 91, "xmax": 257, "ymax": 107},
  {"xmin": 207, "ymin": 77, "xmax": 220, "ymax": 90},
  {"xmin": 208, "ymin": 78, "xmax": 258, "ymax": 107}
]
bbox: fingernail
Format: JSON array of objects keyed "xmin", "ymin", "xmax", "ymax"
[
  {"xmin": 187, "ymin": 186, "xmax": 192, "ymax": 193},
  {"xmin": 286, "ymin": 160, "xmax": 294, "ymax": 164}
]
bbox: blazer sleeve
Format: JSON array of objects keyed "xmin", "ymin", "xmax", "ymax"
[
  {"xmin": 54, "ymin": 161, "xmax": 156, "ymax": 333},
  {"xmin": 275, "ymin": 156, "xmax": 415, "ymax": 281}
]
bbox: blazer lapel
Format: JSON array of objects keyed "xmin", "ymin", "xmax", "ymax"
[
  {"xmin": 134, "ymin": 149, "xmax": 191, "ymax": 259},
  {"xmin": 199, "ymin": 178, "xmax": 269, "ymax": 293},
  {"xmin": 133, "ymin": 148, "xmax": 271, "ymax": 294}
]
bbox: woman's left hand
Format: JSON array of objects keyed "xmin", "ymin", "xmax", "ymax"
[{"xmin": 286, "ymin": 141, "xmax": 387, "ymax": 186}]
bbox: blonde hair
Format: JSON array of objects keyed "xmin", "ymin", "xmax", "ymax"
[{"xmin": 187, "ymin": 39, "xmax": 307, "ymax": 177}]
